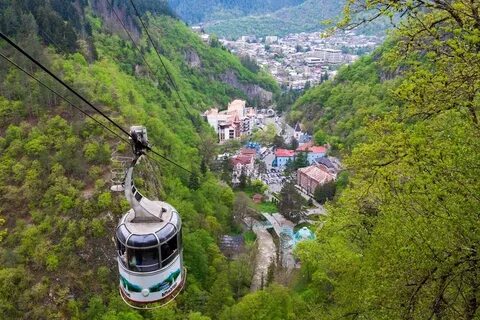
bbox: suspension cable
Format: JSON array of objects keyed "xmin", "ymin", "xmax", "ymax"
[{"xmin": 0, "ymin": 51, "xmax": 130, "ymax": 144}]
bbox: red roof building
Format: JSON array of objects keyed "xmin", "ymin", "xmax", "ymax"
[
  {"xmin": 240, "ymin": 148, "xmax": 256, "ymax": 156},
  {"xmin": 231, "ymin": 155, "xmax": 254, "ymax": 166},
  {"xmin": 275, "ymin": 149, "xmax": 295, "ymax": 157},
  {"xmin": 297, "ymin": 164, "xmax": 335, "ymax": 195}
]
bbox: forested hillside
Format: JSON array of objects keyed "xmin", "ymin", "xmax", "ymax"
[
  {"xmin": 291, "ymin": 1, "xmax": 480, "ymax": 318},
  {"xmin": 288, "ymin": 49, "xmax": 398, "ymax": 151},
  {"xmin": 0, "ymin": 0, "xmax": 278, "ymax": 319},
  {"xmin": 1, "ymin": 0, "xmax": 480, "ymax": 319},
  {"xmin": 168, "ymin": 0, "xmax": 305, "ymax": 25},
  {"xmin": 204, "ymin": 0, "xmax": 344, "ymax": 39}
]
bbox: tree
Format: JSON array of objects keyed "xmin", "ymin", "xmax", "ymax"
[
  {"xmin": 233, "ymin": 192, "xmax": 253, "ymax": 226},
  {"xmin": 293, "ymin": 151, "xmax": 309, "ymax": 169},
  {"xmin": 313, "ymin": 180, "xmax": 336, "ymax": 204},
  {"xmin": 313, "ymin": 129, "xmax": 327, "ymax": 146},
  {"xmin": 290, "ymin": 137, "xmax": 299, "ymax": 150},
  {"xmin": 222, "ymin": 284, "xmax": 308, "ymax": 320},
  {"xmin": 272, "ymin": 135, "xmax": 285, "ymax": 149},
  {"xmin": 278, "ymin": 180, "xmax": 306, "ymax": 223},
  {"xmin": 205, "ymin": 272, "xmax": 234, "ymax": 317},
  {"xmin": 221, "ymin": 158, "xmax": 233, "ymax": 185},
  {"xmin": 189, "ymin": 171, "xmax": 200, "ymax": 190},
  {"xmin": 257, "ymin": 159, "xmax": 267, "ymax": 176},
  {"xmin": 238, "ymin": 167, "xmax": 248, "ymax": 189},
  {"xmin": 296, "ymin": 2, "xmax": 480, "ymax": 319}
]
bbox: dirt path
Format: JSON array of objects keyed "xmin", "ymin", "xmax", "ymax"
[{"xmin": 250, "ymin": 223, "xmax": 277, "ymax": 291}]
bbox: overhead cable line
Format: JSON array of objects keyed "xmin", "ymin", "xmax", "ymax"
[
  {"xmin": 39, "ymin": 29, "xmax": 68, "ymax": 56},
  {"xmin": 127, "ymin": 0, "xmax": 198, "ymax": 122},
  {"xmin": 146, "ymin": 152, "xmax": 193, "ymax": 175},
  {"xmin": 106, "ymin": 0, "xmax": 160, "ymax": 80},
  {"xmin": 0, "ymin": 51, "xmax": 130, "ymax": 144},
  {"xmin": 0, "ymin": 30, "xmax": 132, "ymax": 138},
  {"xmin": 0, "ymin": 31, "xmax": 193, "ymax": 175}
]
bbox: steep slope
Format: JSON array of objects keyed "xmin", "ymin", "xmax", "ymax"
[
  {"xmin": 288, "ymin": 49, "xmax": 397, "ymax": 151},
  {"xmin": 286, "ymin": 2, "xmax": 480, "ymax": 319},
  {"xmin": 0, "ymin": 1, "xmax": 276, "ymax": 319}
]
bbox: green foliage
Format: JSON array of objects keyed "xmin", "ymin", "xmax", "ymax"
[
  {"xmin": 250, "ymin": 123, "xmax": 277, "ymax": 145},
  {"xmin": 169, "ymin": 0, "xmax": 305, "ymax": 24},
  {"xmin": 313, "ymin": 180, "xmax": 336, "ymax": 204},
  {"xmin": 205, "ymin": 0, "xmax": 344, "ymax": 39},
  {"xmin": 278, "ymin": 180, "xmax": 306, "ymax": 223},
  {"xmin": 293, "ymin": 1, "xmax": 480, "ymax": 319},
  {"xmin": 293, "ymin": 151, "xmax": 309, "ymax": 170},
  {"xmin": 222, "ymin": 284, "xmax": 308, "ymax": 320},
  {"xmin": 0, "ymin": 2, "xmax": 277, "ymax": 318},
  {"xmin": 290, "ymin": 54, "xmax": 396, "ymax": 151},
  {"xmin": 313, "ymin": 129, "xmax": 327, "ymax": 145},
  {"xmin": 254, "ymin": 201, "xmax": 278, "ymax": 214}
]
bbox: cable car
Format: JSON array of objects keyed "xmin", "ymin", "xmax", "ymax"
[{"xmin": 115, "ymin": 126, "xmax": 186, "ymax": 308}]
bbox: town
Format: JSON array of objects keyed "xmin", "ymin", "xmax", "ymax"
[
  {"xmin": 193, "ymin": 27, "xmax": 383, "ymax": 89},
  {"xmin": 193, "ymin": 26, "xmax": 379, "ymax": 291},
  {"xmin": 203, "ymin": 99, "xmax": 342, "ymax": 276}
]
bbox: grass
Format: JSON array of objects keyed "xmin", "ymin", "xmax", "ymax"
[
  {"xmin": 255, "ymin": 201, "xmax": 278, "ymax": 213},
  {"xmin": 244, "ymin": 230, "xmax": 257, "ymax": 244}
]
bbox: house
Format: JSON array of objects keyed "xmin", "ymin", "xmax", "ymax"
[
  {"xmin": 219, "ymin": 235, "xmax": 245, "ymax": 259},
  {"xmin": 293, "ymin": 122, "xmax": 303, "ymax": 140},
  {"xmin": 274, "ymin": 149, "xmax": 295, "ymax": 168},
  {"xmin": 296, "ymin": 144, "xmax": 327, "ymax": 164},
  {"xmin": 297, "ymin": 164, "xmax": 335, "ymax": 195},
  {"xmin": 314, "ymin": 156, "xmax": 338, "ymax": 175},
  {"xmin": 231, "ymin": 148, "xmax": 256, "ymax": 184}
]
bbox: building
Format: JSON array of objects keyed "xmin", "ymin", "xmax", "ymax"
[
  {"xmin": 305, "ymin": 57, "xmax": 322, "ymax": 67},
  {"xmin": 265, "ymin": 36, "xmax": 279, "ymax": 44},
  {"xmin": 296, "ymin": 144, "xmax": 327, "ymax": 164},
  {"xmin": 231, "ymin": 148, "xmax": 256, "ymax": 185},
  {"xmin": 201, "ymin": 34, "xmax": 210, "ymax": 43},
  {"xmin": 274, "ymin": 149, "xmax": 295, "ymax": 168},
  {"xmin": 312, "ymin": 48, "xmax": 343, "ymax": 64},
  {"xmin": 203, "ymin": 100, "xmax": 257, "ymax": 143},
  {"xmin": 297, "ymin": 164, "xmax": 336, "ymax": 195},
  {"xmin": 228, "ymin": 100, "xmax": 256, "ymax": 136},
  {"xmin": 293, "ymin": 122, "xmax": 303, "ymax": 140}
]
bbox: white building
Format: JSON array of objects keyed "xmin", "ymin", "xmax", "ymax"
[
  {"xmin": 265, "ymin": 36, "xmax": 279, "ymax": 44},
  {"xmin": 204, "ymin": 100, "xmax": 257, "ymax": 143},
  {"xmin": 312, "ymin": 49, "xmax": 343, "ymax": 64}
]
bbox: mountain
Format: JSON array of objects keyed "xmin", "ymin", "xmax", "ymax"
[
  {"xmin": 204, "ymin": 0, "xmax": 344, "ymax": 39},
  {"xmin": 0, "ymin": 0, "xmax": 278, "ymax": 318},
  {"xmin": 168, "ymin": 0, "xmax": 306, "ymax": 24},
  {"xmin": 286, "ymin": 2, "xmax": 480, "ymax": 318}
]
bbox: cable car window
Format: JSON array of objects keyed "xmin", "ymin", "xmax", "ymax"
[
  {"xmin": 161, "ymin": 235, "xmax": 178, "ymax": 267},
  {"xmin": 126, "ymin": 247, "xmax": 160, "ymax": 272},
  {"xmin": 117, "ymin": 240, "xmax": 127, "ymax": 267}
]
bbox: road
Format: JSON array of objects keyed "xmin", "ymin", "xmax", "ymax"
[{"xmin": 250, "ymin": 220, "xmax": 277, "ymax": 291}]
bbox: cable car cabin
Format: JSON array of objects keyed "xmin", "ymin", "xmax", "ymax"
[
  {"xmin": 115, "ymin": 143, "xmax": 185, "ymax": 306},
  {"xmin": 116, "ymin": 202, "xmax": 184, "ymax": 304}
]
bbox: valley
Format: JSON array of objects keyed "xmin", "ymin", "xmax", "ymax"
[{"xmin": 0, "ymin": 0, "xmax": 479, "ymax": 319}]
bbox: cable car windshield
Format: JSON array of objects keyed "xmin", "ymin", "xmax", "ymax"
[{"xmin": 126, "ymin": 247, "xmax": 160, "ymax": 272}]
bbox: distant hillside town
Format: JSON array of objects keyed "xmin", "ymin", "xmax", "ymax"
[{"xmin": 192, "ymin": 27, "xmax": 383, "ymax": 90}]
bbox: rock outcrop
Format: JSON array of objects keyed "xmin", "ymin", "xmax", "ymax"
[{"xmin": 219, "ymin": 69, "xmax": 273, "ymax": 105}]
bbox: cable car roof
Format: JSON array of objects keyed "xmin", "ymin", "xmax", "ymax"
[{"xmin": 116, "ymin": 201, "xmax": 181, "ymax": 248}]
